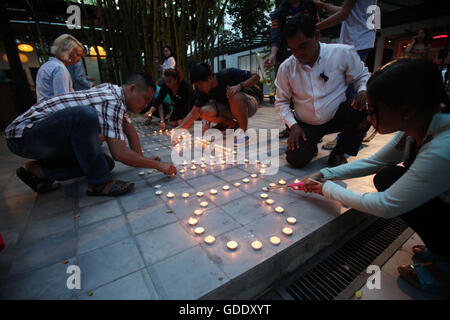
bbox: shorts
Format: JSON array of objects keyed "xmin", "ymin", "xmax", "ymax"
[{"xmin": 207, "ymin": 93, "xmax": 259, "ymax": 120}]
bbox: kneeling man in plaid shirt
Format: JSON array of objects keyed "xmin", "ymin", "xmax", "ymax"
[{"xmin": 5, "ymin": 72, "xmax": 177, "ymax": 196}]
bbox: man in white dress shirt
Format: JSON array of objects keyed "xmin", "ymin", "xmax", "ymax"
[{"xmin": 275, "ymin": 14, "xmax": 370, "ymax": 168}]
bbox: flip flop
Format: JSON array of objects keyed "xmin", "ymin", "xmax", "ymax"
[
  {"xmin": 86, "ymin": 180, "xmax": 134, "ymax": 197},
  {"xmin": 16, "ymin": 167, "xmax": 61, "ymax": 194},
  {"xmin": 412, "ymin": 245, "xmax": 439, "ymax": 262},
  {"xmin": 398, "ymin": 263, "xmax": 449, "ymax": 295}
]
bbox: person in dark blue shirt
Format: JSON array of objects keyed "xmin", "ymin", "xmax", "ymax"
[{"xmin": 176, "ymin": 63, "xmax": 261, "ymax": 133}]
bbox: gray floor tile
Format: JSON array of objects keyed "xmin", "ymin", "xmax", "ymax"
[
  {"xmin": 79, "ymin": 270, "xmax": 158, "ymax": 300},
  {"xmin": 78, "ymin": 238, "xmax": 145, "ymax": 291},
  {"xmin": 0, "ymin": 257, "xmax": 76, "ymax": 300},
  {"xmin": 78, "ymin": 199, "xmax": 123, "ymax": 227},
  {"xmin": 136, "ymin": 222, "xmax": 198, "ymax": 266},
  {"xmin": 78, "ymin": 215, "xmax": 130, "ymax": 255},
  {"xmin": 127, "ymin": 201, "xmax": 177, "ymax": 235},
  {"xmin": 9, "ymin": 230, "xmax": 76, "ymax": 276},
  {"xmin": 119, "ymin": 188, "xmax": 160, "ymax": 213},
  {"xmin": 149, "ymin": 246, "xmax": 228, "ymax": 299},
  {"xmin": 221, "ymin": 196, "xmax": 272, "ymax": 225}
]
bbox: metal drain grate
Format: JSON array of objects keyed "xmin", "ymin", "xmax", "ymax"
[{"xmin": 273, "ymin": 217, "xmax": 412, "ymax": 300}]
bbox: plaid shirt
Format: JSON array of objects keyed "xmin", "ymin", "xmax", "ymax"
[{"xmin": 5, "ymin": 83, "xmax": 129, "ymax": 140}]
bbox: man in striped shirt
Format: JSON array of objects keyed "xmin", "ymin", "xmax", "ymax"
[{"xmin": 5, "ymin": 72, "xmax": 177, "ymax": 196}]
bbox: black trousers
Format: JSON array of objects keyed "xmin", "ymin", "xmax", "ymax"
[
  {"xmin": 374, "ymin": 165, "xmax": 450, "ymax": 257},
  {"xmin": 286, "ymin": 101, "xmax": 369, "ymax": 168}
]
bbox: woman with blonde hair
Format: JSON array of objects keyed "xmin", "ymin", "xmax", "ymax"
[{"xmin": 35, "ymin": 34, "xmax": 85, "ymax": 102}]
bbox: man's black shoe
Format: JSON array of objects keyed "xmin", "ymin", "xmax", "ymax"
[
  {"xmin": 279, "ymin": 128, "xmax": 289, "ymax": 139},
  {"xmin": 328, "ymin": 150, "xmax": 347, "ymax": 167}
]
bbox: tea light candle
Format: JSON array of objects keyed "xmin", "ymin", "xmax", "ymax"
[
  {"xmin": 222, "ymin": 185, "xmax": 230, "ymax": 191},
  {"xmin": 154, "ymin": 185, "xmax": 161, "ymax": 189},
  {"xmin": 194, "ymin": 227, "xmax": 205, "ymax": 235},
  {"xmin": 201, "ymin": 157, "xmax": 206, "ymax": 162},
  {"xmin": 270, "ymin": 236, "xmax": 281, "ymax": 245},
  {"xmin": 266, "ymin": 199, "xmax": 275, "ymax": 205},
  {"xmin": 210, "ymin": 189, "xmax": 218, "ymax": 195},
  {"xmin": 204, "ymin": 235, "xmax": 215, "ymax": 244},
  {"xmin": 221, "ymin": 160, "xmax": 226, "ymax": 165},
  {"xmin": 196, "ymin": 192, "xmax": 204, "ymax": 197},
  {"xmin": 269, "ymin": 183, "xmax": 277, "ymax": 188},
  {"xmin": 260, "ymin": 169, "xmax": 266, "ymax": 174},
  {"xmin": 262, "ymin": 187, "xmax": 269, "ymax": 192},
  {"xmin": 191, "ymin": 160, "xmax": 196, "ymax": 164},
  {"xmin": 179, "ymin": 169, "xmax": 186, "ymax": 174},
  {"xmin": 294, "ymin": 179, "xmax": 301, "ymax": 183},
  {"xmin": 261, "ymin": 164, "xmax": 268, "ymax": 168},
  {"xmin": 256, "ymin": 160, "xmax": 261, "ymax": 164},
  {"xmin": 155, "ymin": 190, "xmax": 163, "ymax": 196},
  {"xmin": 139, "ymin": 171, "xmax": 145, "ymax": 176},
  {"xmin": 191, "ymin": 165, "xmax": 197, "ymax": 170},
  {"xmin": 210, "ymin": 161, "xmax": 215, "ymax": 166},
  {"xmin": 287, "ymin": 217, "xmax": 297, "ymax": 225},
  {"xmin": 244, "ymin": 159, "xmax": 249, "ymax": 163},
  {"xmin": 194, "ymin": 209, "xmax": 203, "ymax": 216},
  {"xmin": 200, "ymin": 201, "xmax": 209, "ymax": 208},
  {"xmin": 282, "ymin": 227, "xmax": 293, "ymax": 236},
  {"xmin": 147, "ymin": 170, "xmax": 153, "ymax": 174},
  {"xmin": 275, "ymin": 206, "xmax": 285, "ymax": 214},
  {"xmin": 182, "ymin": 193, "xmax": 190, "ymax": 199},
  {"xmin": 182, "ymin": 161, "xmax": 188, "ymax": 166},
  {"xmin": 251, "ymin": 240, "xmax": 263, "ymax": 251},
  {"xmin": 227, "ymin": 241, "xmax": 238, "ymax": 251},
  {"xmin": 200, "ymin": 163, "xmax": 207, "ymax": 168},
  {"xmin": 242, "ymin": 178, "xmax": 250, "ymax": 183},
  {"xmin": 166, "ymin": 192, "xmax": 175, "ymax": 199},
  {"xmin": 251, "ymin": 174, "xmax": 258, "ymax": 178},
  {"xmin": 260, "ymin": 193, "xmax": 269, "ymax": 199},
  {"xmin": 234, "ymin": 182, "xmax": 241, "ymax": 187},
  {"xmin": 188, "ymin": 217, "xmax": 198, "ymax": 226},
  {"xmin": 278, "ymin": 179, "xmax": 286, "ymax": 185}
]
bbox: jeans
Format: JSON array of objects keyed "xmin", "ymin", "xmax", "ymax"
[
  {"xmin": 374, "ymin": 165, "xmax": 450, "ymax": 257},
  {"xmin": 7, "ymin": 106, "xmax": 115, "ymax": 185}
]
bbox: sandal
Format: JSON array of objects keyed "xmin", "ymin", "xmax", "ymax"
[
  {"xmin": 16, "ymin": 167, "xmax": 61, "ymax": 194},
  {"xmin": 412, "ymin": 245, "xmax": 439, "ymax": 262},
  {"xmin": 398, "ymin": 262, "xmax": 450, "ymax": 295},
  {"xmin": 86, "ymin": 180, "xmax": 134, "ymax": 197}
]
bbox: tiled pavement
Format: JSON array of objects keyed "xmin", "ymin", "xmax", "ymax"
[{"xmin": 0, "ymin": 105, "xmax": 403, "ymax": 300}]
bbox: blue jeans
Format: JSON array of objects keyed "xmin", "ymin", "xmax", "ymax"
[
  {"xmin": 7, "ymin": 106, "xmax": 114, "ymax": 185},
  {"xmin": 345, "ymin": 48, "xmax": 372, "ymax": 101}
]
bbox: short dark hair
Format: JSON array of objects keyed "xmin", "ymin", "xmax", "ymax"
[
  {"xmin": 124, "ymin": 72, "xmax": 155, "ymax": 91},
  {"xmin": 189, "ymin": 62, "xmax": 212, "ymax": 83},
  {"xmin": 285, "ymin": 14, "xmax": 316, "ymax": 39}
]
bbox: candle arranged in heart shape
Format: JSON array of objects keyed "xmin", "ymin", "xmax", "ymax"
[
  {"xmin": 287, "ymin": 217, "xmax": 297, "ymax": 225},
  {"xmin": 182, "ymin": 193, "xmax": 190, "ymax": 199},
  {"xmin": 266, "ymin": 199, "xmax": 275, "ymax": 205},
  {"xmin": 200, "ymin": 201, "xmax": 209, "ymax": 208},
  {"xmin": 155, "ymin": 190, "xmax": 163, "ymax": 196},
  {"xmin": 191, "ymin": 165, "xmax": 197, "ymax": 170},
  {"xmin": 194, "ymin": 209, "xmax": 203, "ymax": 216},
  {"xmin": 260, "ymin": 193, "xmax": 269, "ymax": 199},
  {"xmin": 166, "ymin": 192, "xmax": 174, "ymax": 199},
  {"xmin": 179, "ymin": 169, "xmax": 186, "ymax": 174},
  {"xmin": 227, "ymin": 241, "xmax": 238, "ymax": 251},
  {"xmin": 270, "ymin": 236, "xmax": 281, "ymax": 245},
  {"xmin": 188, "ymin": 217, "xmax": 198, "ymax": 226},
  {"xmin": 182, "ymin": 161, "xmax": 188, "ymax": 166},
  {"xmin": 222, "ymin": 185, "xmax": 230, "ymax": 191},
  {"xmin": 242, "ymin": 178, "xmax": 250, "ymax": 183},
  {"xmin": 204, "ymin": 235, "xmax": 215, "ymax": 244},
  {"xmin": 251, "ymin": 174, "xmax": 258, "ymax": 178},
  {"xmin": 200, "ymin": 163, "xmax": 207, "ymax": 168},
  {"xmin": 282, "ymin": 227, "xmax": 293, "ymax": 236},
  {"xmin": 196, "ymin": 191, "xmax": 204, "ymax": 197},
  {"xmin": 139, "ymin": 171, "xmax": 145, "ymax": 176},
  {"xmin": 234, "ymin": 182, "xmax": 241, "ymax": 188},
  {"xmin": 251, "ymin": 240, "xmax": 263, "ymax": 251},
  {"xmin": 275, "ymin": 206, "xmax": 285, "ymax": 214},
  {"xmin": 210, "ymin": 189, "xmax": 218, "ymax": 195},
  {"xmin": 278, "ymin": 179, "xmax": 287, "ymax": 185},
  {"xmin": 269, "ymin": 183, "xmax": 277, "ymax": 188},
  {"xmin": 194, "ymin": 227, "xmax": 205, "ymax": 235}
]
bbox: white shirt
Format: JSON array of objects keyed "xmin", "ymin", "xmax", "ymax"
[
  {"xmin": 275, "ymin": 42, "xmax": 370, "ymax": 127},
  {"xmin": 321, "ymin": 113, "xmax": 450, "ymax": 219},
  {"xmin": 340, "ymin": 0, "xmax": 377, "ymax": 50},
  {"xmin": 162, "ymin": 56, "xmax": 176, "ymax": 72}
]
